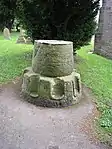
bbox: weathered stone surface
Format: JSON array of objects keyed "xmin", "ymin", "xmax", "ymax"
[
  {"xmin": 20, "ymin": 26, "xmax": 24, "ymax": 36},
  {"xmin": 94, "ymin": 0, "xmax": 112, "ymax": 59},
  {"xmin": 16, "ymin": 35, "xmax": 26, "ymax": 44},
  {"xmin": 26, "ymin": 37, "xmax": 32, "ymax": 44},
  {"xmin": 48, "ymin": 146, "xmax": 59, "ymax": 149},
  {"xmin": 32, "ymin": 40, "xmax": 74, "ymax": 77},
  {"xmin": 22, "ymin": 40, "xmax": 81, "ymax": 107},
  {"xmin": 3, "ymin": 28, "xmax": 11, "ymax": 40},
  {"xmin": 16, "ymin": 26, "xmax": 26, "ymax": 44}
]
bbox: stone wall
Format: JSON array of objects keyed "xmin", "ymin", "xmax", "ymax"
[{"xmin": 94, "ymin": 0, "xmax": 112, "ymax": 59}]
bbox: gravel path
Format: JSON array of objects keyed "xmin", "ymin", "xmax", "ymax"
[{"xmin": 0, "ymin": 80, "xmax": 110, "ymax": 149}]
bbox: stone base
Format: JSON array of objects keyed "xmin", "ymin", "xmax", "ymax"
[
  {"xmin": 26, "ymin": 37, "xmax": 32, "ymax": 44},
  {"xmin": 16, "ymin": 36, "xmax": 26, "ymax": 44},
  {"xmin": 22, "ymin": 67, "xmax": 82, "ymax": 107},
  {"xmin": 94, "ymin": 48, "xmax": 112, "ymax": 60}
]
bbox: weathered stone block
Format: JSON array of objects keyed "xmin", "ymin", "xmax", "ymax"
[
  {"xmin": 22, "ymin": 40, "xmax": 82, "ymax": 107},
  {"xmin": 16, "ymin": 26, "xmax": 26, "ymax": 44},
  {"xmin": 26, "ymin": 37, "xmax": 32, "ymax": 44},
  {"xmin": 32, "ymin": 40, "xmax": 74, "ymax": 77},
  {"xmin": 3, "ymin": 28, "xmax": 11, "ymax": 40},
  {"xmin": 94, "ymin": 1, "xmax": 112, "ymax": 59},
  {"xmin": 16, "ymin": 35, "xmax": 26, "ymax": 44}
]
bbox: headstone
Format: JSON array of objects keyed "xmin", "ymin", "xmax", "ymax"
[
  {"xmin": 94, "ymin": 0, "xmax": 112, "ymax": 59},
  {"xmin": 16, "ymin": 26, "xmax": 26, "ymax": 44},
  {"xmin": 20, "ymin": 26, "xmax": 24, "ymax": 36},
  {"xmin": 3, "ymin": 27, "xmax": 11, "ymax": 40},
  {"xmin": 26, "ymin": 37, "xmax": 32, "ymax": 44},
  {"xmin": 22, "ymin": 40, "xmax": 82, "ymax": 107}
]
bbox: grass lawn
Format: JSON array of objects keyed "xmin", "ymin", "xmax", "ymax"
[
  {"xmin": 0, "ymin": 32, "xmax": 112, "ymax": 144},
  {"xmin": 0, "ymin": 32, "xmax": 33, "ymax": 83},
  {"xmin": 77, "ymin": 45, "xmax": 112, "ymax": 144}
]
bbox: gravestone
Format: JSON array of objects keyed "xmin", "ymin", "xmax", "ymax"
[
  {"xmin": 26, "ymin": 37, "xmax": 32, "ymax": 44},
  {"xmin": 3, "ymin": 27, "xmax": 11, "ymax": 40},
  {"xmin": 22, "ymin": 40, "xmax": 82, "ymax": 107},
  {"xmin": 94, "ymin": 0, "xmax": 112, "ymax": 59},
  {"xmin": 16, "ymin": 26, "xmax": 26, "ymax": 44}
]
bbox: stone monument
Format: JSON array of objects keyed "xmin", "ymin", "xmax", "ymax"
[
  {"xmin": 94, "ymin": 0, "xmax": 112, "ymax": 59},
  {"xmin": 3, "ymin": 27, "xmax": 11, "ymax": 40},
  {"xmin": 22, "ymin": 40, "xmax": 82, "ymax": 107},
  {"xmin": 26, "ymin": 37, "xmax": 32, "ymax": 44},
  {"xmin": 16, "ymin": 26, "xmax": 26, "ymax": 44}
]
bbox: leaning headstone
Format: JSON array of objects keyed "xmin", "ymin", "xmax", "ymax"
[
  {"xmin": 22, "ymin": 40, "xmax": 82, "ymax": 107},
  {"xmin": 94, "ymin": 0, "xmax": 112, "ymax": 59},
  {"xmin": 3, "ymin": 27, "xmax": 11, "ymax": 40},
  {"xmin": 26, "ymin": 37, "xmax": 32, "ymax": 44},
  {"xmin": 16, "ymin": 27, "xmax": 26, "ymax": 44}
]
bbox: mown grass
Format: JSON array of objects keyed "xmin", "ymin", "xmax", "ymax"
[
  {"xmin": 76, "ymin": 45, "xmax": 112, "ymax": 145},
  {"xmin": 0, "ymin": 32, "xmax": 33, "ymax": 83}
]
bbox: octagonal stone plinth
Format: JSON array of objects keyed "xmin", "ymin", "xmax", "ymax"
[{"xmin": 22, "ymin": 40, "xmax": 82, "ymax": 107}]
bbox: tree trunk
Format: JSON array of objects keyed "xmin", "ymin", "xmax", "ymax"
[
  {"xmin": 16, "ymin": 23, "xmax": 20, "ymax": 32},
  {"xmin": 6, "ymin": 18, "xmax": 14, "ymax": 32}
]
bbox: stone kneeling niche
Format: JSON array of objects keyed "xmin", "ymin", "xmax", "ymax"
[{"xmin": 22, "ymin": 40, "xmax": 82, "ymax": 107}]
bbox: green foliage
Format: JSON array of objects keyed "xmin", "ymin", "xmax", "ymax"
[
  {"xmin": 16, "ymin": 0, "xmax": 100, "ymax": 49},
  {"xmin": 0, "ymin": 0, "xmax": 17, "ymax": 30},
  {"xmin": 100, "ymin": 109, "xmax": 112, "ymax": 128}
]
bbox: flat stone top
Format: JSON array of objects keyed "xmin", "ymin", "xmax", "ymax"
[{"xmin": 35, "ymin": 40, "xmax": 73, "ymax": 45}]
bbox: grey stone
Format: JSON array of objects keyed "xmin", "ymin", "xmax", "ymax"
[
  {"xmin": 20, "ymin": 26, "xmax": 24, "ymax": 36},
  {"xmin": 22, "ymin": 40, "xmax": 82, "ymax": 107},
  {"xmin": 48, "ymin": 146, "xmax": 59, "ymax": 149},
  {"xmin": 94, "ymin": 0, "xmax": 112, "ymax": 59},
  {"xmin": 16, "ymin": 26, "xmax": 26, "ymax": 44},
  {"xmin": 26, "ymin": 37, "xmax": 32, "ymax": 44},
  {"xmin": 16, "ymin": 35, "xmax": 26, "ymax": 44},
  {"xmin": 3, "ymin": 28, "xmax": 11, "ymax": 40}
]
